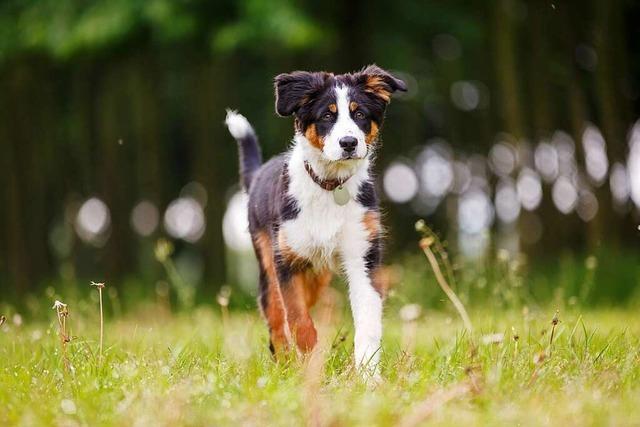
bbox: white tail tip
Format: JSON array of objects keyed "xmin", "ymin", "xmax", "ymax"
[{"xmin": 225, "ymin": 109, "xmax": 253, "ymax": 139}]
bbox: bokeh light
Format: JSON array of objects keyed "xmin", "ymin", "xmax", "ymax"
[
  {"xmin": 552, "ymin": 176, "xmax": 578, "ymax": 214},
  {"xmin": 383, "ymin": 162, "xmax": 419, "ymax": 203},
  {"xmin": 609, "ymin": 162, "xmax": 630, "ymax": 206},
  {"xmin": 534, "ymin": 141, "xmax": 559, "ymax": 183},
  {"xmin": 451, "ymin": 160, "xmax": 471, "ymax": 194},
  {"xmin": 75, "ymin": 197, "xmax": 111, "ymax": 246},
  {"xmin": 553, "ymin": 131, "xmax": 577, "ymax": 176},
  {"xmin": 582, "ymin": 124, "xmax": 609, "ymax": 185},
  {"xmin": 222, "ymin": 191, "xmax": 253, "ymax": 252},
  {"xmin": 180, "ymin": 181, "xmax": 208, "ymax": 208},
  {"xmin": 419, "ymin": 144, "xmax": 454, "ymax": 198},
  {"xmin": 517, "ymin": 168, "xmax": 543, "ymax": 211},
  {"xmin": 131, "ymin": 200, "xmax": 159, "ymax": 237},
  {"xmin": 495, "ymin": 180, "xmax": 521, "ymax": 224},
  {"xmin": 577, "ymin": 190, "xmax": 599, "ymax": 222},
  {"xmin": 489, "ymin": 140, "xmax": 517, "ymax": 176},
  {"xmin": 628, "ymin": 120, "xmax": 640, "ymax": 209},
  {"xmin": 458, "ymin": 190, "xmax": 494, "ymax": 234},
  {"xmin": 163, "ymin": 197, "xmax": 206, "ymax": 243},
  {"xmin": 450, "ymin": 81, "xmax": 482, "ymax": 111}
]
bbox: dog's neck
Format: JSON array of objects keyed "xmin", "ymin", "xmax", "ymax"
[{"xmin": 292, "ymin": 132, "xmax": 370, "ymax": 182}]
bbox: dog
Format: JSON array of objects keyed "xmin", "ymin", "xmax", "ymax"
[{"xmin": 225, "ymin": 65, "xmax": 406, "ymax": 376}]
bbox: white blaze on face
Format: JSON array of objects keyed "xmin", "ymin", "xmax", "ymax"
[{"xmin": 323, "ymin": 85, "xmax": 367, "ymax": 161}]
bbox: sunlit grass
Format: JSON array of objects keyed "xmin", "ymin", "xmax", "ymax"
[{"xmin": 1, "ymin": 302, "xmax": 639, "ymax": 426}]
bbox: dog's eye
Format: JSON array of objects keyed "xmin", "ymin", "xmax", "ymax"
[
  {"xmin": 322, "ymin": 112, "xmax": 334, "ymax": 121},
  {"xmin": 354, "ymin": 110, "xmax": 366, "ymax": 120}
]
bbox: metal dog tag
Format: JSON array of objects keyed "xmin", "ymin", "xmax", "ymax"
[{"xmin": 333, "ymin": 185, "xmax": 351, "ymax": 206}]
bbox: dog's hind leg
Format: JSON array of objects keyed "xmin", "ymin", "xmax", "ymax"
[{"xmin": 253, "ymin": 231, "xmax": 291, "ymax": 355}]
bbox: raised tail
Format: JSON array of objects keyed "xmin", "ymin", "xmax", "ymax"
[{"xmin": 225, "ymin": 110, "xmax": 262, "ymax": 190}]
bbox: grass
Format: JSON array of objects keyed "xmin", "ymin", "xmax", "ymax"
[
  {"xmin": 1, "ymin": 301, "xmax": 639, "ymax": 426},
  {"xmin": 1, "ymin": 234, "xmax": 638, "ymax": 425}
]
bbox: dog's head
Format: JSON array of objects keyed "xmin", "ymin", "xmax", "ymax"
[{"xmin": 274, "ymin": 65, "xmax": 407, "ymax": 162}]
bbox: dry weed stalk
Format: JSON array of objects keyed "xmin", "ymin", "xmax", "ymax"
[
  {"xmin": 415, "ymin": 220, "xmax": 473, "ymax": 333},
  {"xmin": 91, "ymin": 281, "xmax": 106, "ymax": 358},
  {"xmin": 155, "ymin": 238, "xmax": 194, "ymax": 309},
  {"xmin": 216, "ymin": 285, "xmax": 232, "ymax": 330},
  {"xmin": 549, "ymin": 310, "xmax": 560, "ymax": 356},
  {"xmin": 52, "ymin": 300, "xmax": 71, "ymax": 372},
  {"xmin": 0, "ymin": 315, "xmax": 5, "ymax": 327},
  {"xmin": 399, "ymin": 373, "xmax": 482, "ymax": 427},
  {"xmin": 528, "ymin": 311, "xmax": 560, "ymax": 386}
]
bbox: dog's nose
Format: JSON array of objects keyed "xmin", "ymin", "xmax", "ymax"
[{"xmin": 339, "ymin": 136, "xmax": 358, "ymax": 153}]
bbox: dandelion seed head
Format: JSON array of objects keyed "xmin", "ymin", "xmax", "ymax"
[{"xmin": 52, "ymin": 300, "xmax": 67, "ymax": 310}]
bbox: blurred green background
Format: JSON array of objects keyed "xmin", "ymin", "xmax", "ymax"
[{"xmin": 1, "ymin": 0, "xmax": 639, "ymax": 307}]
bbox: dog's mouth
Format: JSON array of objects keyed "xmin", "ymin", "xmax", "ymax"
[{"xmin": 336, "ymin": 146, "xmax": 368, "ymax": 161}]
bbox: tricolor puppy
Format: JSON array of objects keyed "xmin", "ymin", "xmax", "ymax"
[{"xmin": 225, "ymin": 65, "xmax": 406, "ymax": 376}]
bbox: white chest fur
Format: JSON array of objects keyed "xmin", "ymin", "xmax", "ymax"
[{"xmin": 281, "ymin": 138, "xmax": 371, "ymax": 271}]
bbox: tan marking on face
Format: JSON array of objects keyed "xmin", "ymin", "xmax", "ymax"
[
  {"xmin": 349, "ymin": 101, "xmax": 359, "ymax": 112},
  {"xmin": 365, "ymin": 122, "xmax": 379, "ymax": 145},
  {"xmin": 254, "ymin": 231, "xmax": 290, "ymax": 353},
  {"xmin": 304, "ymin": 123, "xmax": 325, "ymax": 149},
  {"xmin": 365, "ymin": 76, "xmax": 391, "ymax": 103},
  {"xmin": 328, "ymin": 103, "xmax": 337, "ymax": 113}
]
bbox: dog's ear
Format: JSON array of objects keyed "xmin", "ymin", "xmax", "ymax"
[
  {"xmin": 274, "ymin": 71, "xmax": 330, "ymax": 117},
  {"xmin": 357, "ymin": 64, "xmax": 407, "ymax": 104}
]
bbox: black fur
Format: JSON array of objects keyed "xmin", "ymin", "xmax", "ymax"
[
  {"xmin": 234, "ymin": 126, "xmax": 262, "ymax": 190},
  {"xmin": 247, "ymin": 155, "xmax": 300, "ymax": 235},
  {"xmin": 274, "ymin": 71, "xmax": 331, "ymax": 117},
  {"xmin": 356, "ymin": 180, "xmax": 379, "ymax": 209},
  {"xmin": 364, "ymin": 237, "xmax": 382, "ymax": 273},
  {"xmin": 280, "ymin": 165, "xmax": 301, "ymax": 221},
  {"xmin": 274, "ymin": 65, "xmax": 407, "ymax": 137}
]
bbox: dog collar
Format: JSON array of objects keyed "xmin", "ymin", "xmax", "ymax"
[
  {"xmin": 303, "ymin": 161, "xmax": 351, "ymax": 191},
  {"xmin": 304, "ymin": 161, "xmax": 353, "ymax": 206}
]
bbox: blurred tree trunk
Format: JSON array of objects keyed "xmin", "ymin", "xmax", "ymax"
[
  {"xmin": 529, "ymin": 1, "xmax": 552, "ymax": 139},
  {"xmin": 1, "ymin": 64, "xmax": 33, "ymax": 294},
  {"xmin": 128, "ymin": 54, "xmax": 164, "ymax": 277},
  {"xmin": 492, "ymin": 0, "xmax": 525, "ymax": 257},
  {"xmin": 492, "ymin": 0, "xmax": 525, "ymax": 139},
  {"xmin": 187, "ymin": 59, "xmax": 232, "ymax": 295},
  {"xmin": 560, "ymin": 2, "xmax": 594, "ymax": 250},
  {"xmin": 96, "ymin": 61, "xmax": 133, "ymax": 281},
  {"xmin": 591, "ymin": 0, "xmax": 629, "ymax": 249}
]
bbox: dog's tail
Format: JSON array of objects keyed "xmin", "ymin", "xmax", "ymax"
[{"xmin": 225, "ymin": 110, "xmax": 262, "ymax": 190}]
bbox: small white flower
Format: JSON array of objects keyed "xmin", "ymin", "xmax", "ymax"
[
  {"xmin": 60, "ymin": 399, "xmax": 76, "ymax": 415},
  {"xmin": 481, "ymin": 333, "xmax": 504, "ymax": 345},
  {"xmin": 90, "ymin": 281, "xmax": 106, "ymax": 289},
  {"xmin": 52, "ymin": 300, "xmax": 67, "ymax": 310},
  {"xmin": 399, "ymin": 304, "xmax": 422, "ymax": 322}
]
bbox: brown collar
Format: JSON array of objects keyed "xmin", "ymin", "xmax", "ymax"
[{"xmin": 304, "ymin": 161, "xmax": 351, "ymax": 191}]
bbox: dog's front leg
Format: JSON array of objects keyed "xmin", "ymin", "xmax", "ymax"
[{"xmin": 342, "ymin": 238, "xmax": 383, "ymax": 378}]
